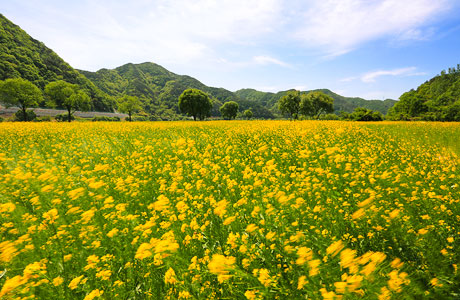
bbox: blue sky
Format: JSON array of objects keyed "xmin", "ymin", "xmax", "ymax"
[{"xmin": 3, "ymin": 0, "xmax": 460, "ymax": 99}]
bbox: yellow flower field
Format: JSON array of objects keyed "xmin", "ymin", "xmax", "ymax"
[{"xmin": 0, "ymin": 121, "xmax": 459, "ymax": 299}]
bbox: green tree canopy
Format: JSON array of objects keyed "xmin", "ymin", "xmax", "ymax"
[
  {"xmin": 178, "ymin": 88, "xmax": 212, "ymax": 121},
  {"xmin": 117, "ymin": 95, "xmax": 142, "ymax": 121},
  {"xmin": 343, "ymin": 107, "xmax": 383, "ymax": 121},
  {"xmin": 388, "ymin": 90, "xmax": 428, "ymax": 120},
  {"xmin": 300, "ymin": 91, "xmax": 334, "ymax": 119},
  {"xmin": 220, "ymin": 101, "xmax": 239, "ymax": 120},
  {"xmin": 0, "ymin": 78, "xmax": 42, "ymax": 121},
  {"xmin": 278, "ymin": 90, "xmax": 300, "ymax": 119},
  {"xmin": 243, "ymin": 109, "xmax": 253, "ymax": 120},
  {"xmin": 45, "ymin": 80, "xmax": 91, "ymax": 122}
]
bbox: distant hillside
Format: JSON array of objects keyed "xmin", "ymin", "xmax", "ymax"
[
  {"xmin": 0, "ymin": 14, "xmax": 115, "ymax": 111},
  {"xmin": 235, "ymin": 88, "xmax": 396, "ymax": 115},
  {"xmin": 80, "ymin": 63, "xmax": 275, "ymax": 119}
]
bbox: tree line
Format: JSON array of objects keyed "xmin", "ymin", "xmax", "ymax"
[
  {"xmin": 0, "ymin": 78, "xmax": 146, "ymax": 122},
  {"xmin": 1, "ymin": 78, "xmax": 389, "ymax": 122}
]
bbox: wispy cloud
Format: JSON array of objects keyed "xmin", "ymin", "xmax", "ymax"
[
  {"xmin": 339, "ymin": 76, "xmax": 358, "ymax": 83},
  {"xmin": 253, "ymin": 55, "xmax": 291, "ymax": 68},
  {"xmin": 361, "ymin": 67, "xmax": 426, "ymax": 83},
  {"xmin": 340, "ymin": 67, "xmax": 427, "ymax": 83}
]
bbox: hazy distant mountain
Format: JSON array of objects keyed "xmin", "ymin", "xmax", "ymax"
[
  {"xmin": 0, "ymin": 14, "xmax": 115, "ymax": 111},
  {"xmin": 235, "ymin": 88, "xmax": 397, "ymax": 115}
]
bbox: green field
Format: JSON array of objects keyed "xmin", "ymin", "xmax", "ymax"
[{"xmin": 0, "ymin": 121, "xmax": 459, "ymax": 299}]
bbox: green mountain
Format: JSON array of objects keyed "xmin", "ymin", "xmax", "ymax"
[
  {"xmin": 0, "ymin": 14, "xmax": 114, "ymax": 111},
  {"xmin": 235, "ymin": 88, "xmax": 397, "ymax": 115},
  {"xmin": 389, "ymin": 66, "xmax": 460, "ymax": 121},
  {"xmin": 79, "ymin": 63, "xmax": 275, "ymax": 119}
]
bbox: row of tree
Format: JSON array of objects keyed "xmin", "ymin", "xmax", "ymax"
[
  {"xmin": 0, "ymin": 78, "xmax": 144, "ymax": 122},
  {"xmin": 0, "ymin": 79, "xmax": 389, "ymax": 122},
  {"xmin": 0, "ymin": 79, "xmax": 256, "ymax": 122},
  {"xmin": 177, "ymin": 88, "xmax": 337, "ymax": 121},
  {"xmin": 178, "ymin": 88, "xmax": 254, "ymax": 120},
  {"xmin": 278, "ymin": 90, "xmax": 334, "ymax": 119}
]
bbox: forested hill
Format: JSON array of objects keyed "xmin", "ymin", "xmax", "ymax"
[
  {"xmin": 235, "ymin": 88, "xmax": 397, "ymax": 115},
  {"xmin": 389, "ymin": 66, "xmax": 460, "ymax": 121},
  {"xmin": 79, "ymin": 63, "xmax": 275, "ymax": 119},
  {"xmin": 0, "ymin": 14, "xmax": 114, "ymax": 111}
]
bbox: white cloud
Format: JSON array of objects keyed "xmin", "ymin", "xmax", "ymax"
[
  {"xmin": 361, "ymin": 67, "xmax": 426, "ymax": 83},
  {"xmin": 339, "ymin": 76, "xmax": 358, "ymax": 82},
  {"xmin": 292, "ymin": 0, "xmax": 452, "ymax": 55},
  {"xmin": 253, "ymin": 55, "xmax": 291, "ymax": 68}
]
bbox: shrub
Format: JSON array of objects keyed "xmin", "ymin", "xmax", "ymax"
[
  {"xmin": 33, "ymin": 116, "xmax": 52, "ymax": 122},
  {"xmin": 131, "ymin": 115, "xmax": 149, "ymax": 122},
  {"xmin": 0, "ymin": 116, "xmax": 3, "ymax": 122},
  {"xmin": 55, "ymin": 113, "xmax": 75, "ymax": 122},
  {"xmin": 318, "ymin": 113, "xmax": 339, "ymax": 120},
  {"xmin": 14, "ymin": 109, "xmax": 37, "ymax": 121},
  {"xmin": 343, "ymin": 107, "xmax": 383, "ymax": 121},
  {"xmin": 92, "ymin": 116, "xmax": 121, "ymax": 122}
]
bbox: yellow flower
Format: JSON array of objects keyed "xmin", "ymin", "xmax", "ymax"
[
  {"xmin": 154, "ymin": 239, "xmax": 179, "ymax": 253},
  {"xmin": 135, "ymin": 243, "xmax": 153, "ymax": 260},
  {"xmin": 0, "ymin": 275, "xmax": 26, "ymax": 297},
  {"xmin": 430, "ymin": 278, "xmax": 443, "ymax": 287},
  {"xmin": 244, "ymin": 290, "xmax": 257, "ymax": 300},
  {"xmin": 334, "ymin": 281, "xmax": 347, "ymax": 294},
  {"xmin": 153, "ymin": 195, "xmax": 169, "ymax": 211},
  {"xmin": 0, "ymin": 241, "xmax": 17, "ymax": 263},
  {"xmin": 164, "ymin": 267, "xmax": 177, "ymax": 284},
  {"xmin": 246, "ymin": 224, "xmax": 258, "ymax": 233},
  {"xmin": 352, "ymin": 208, "xmax": 365, "ymax": 220},
  {"xmin": 107, "ymin": 228, "xmax": 119, "ymax": 238},
  {"xmin": 53, "ymin": 276, "xmax": 64, "ymax": 286},
  {"xmin": 179, "ymin": 291, "xmax": 191, "ymax": 299},
  {"xmin": 326, "ymin": 240, "xmax": 344, "ymax": 257},
  {"xmin": 214, "ymin": 199, "xmax": 228, "ymax": 218},
  {"xmin": 64, "ymin": 254, "xmax": 73, "ymax": 262},
  {"xmin": 308, "ymin": 259, "xmax": 320, "ymax": 276},
  {"xmin": 208, "ymin": 254, "xmax": 236, "ymax": 283},
  {"xmin": 42, "ymin": 208, "xmax": 59, "ymax": 224},
  {"xmin": 223, "ymin": 216, "xmax": 236, "ymax": 225},
  {"xmin": 256, "ymin": 268, "xmax": 271, "ymax": 287},
  {"xmin": 95, "ymin": 269, "xmax": 111, "ymax": 281},
  {"xmin": 297, "ymin": 275, "xmax": 308, "ymax": 290},
  {"xmin": 83, "ymin": 289, "xmax": 103, "ymax": 300},
  {"xmin": 296, "ymin": 247, "xmax": 313, "ymax": 265},
  {"xmin": 68, "ymin": 275, "xmax": 85, "ymax": 290}
]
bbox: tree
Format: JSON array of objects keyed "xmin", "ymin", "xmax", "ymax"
[
  {"xmin": 300, "ymin": 91, "xmax": 334, "ymax": 119},
  {"xmin": 343, "ymin": 107, "xmax": 383, "ymax": 121},
  {"xmin": 178, "ymin": 89, "xmax": 212, "ymax": 121},
  {"xmin": 220, "ymin": 101, "xmax": 239, "ymax": 120},
  {"xmin": 278, "ymin": 90, "xmax": 300, "ymax": 119},
  {"xmin": 45, "ymin": 80, "xmax": 91, "ymax": 122},
  {"xmin": 243, "ymin": 109, "xmax": 253, "ymax": 120},
  {"xmin": 0, "ymin": 78, "xmax": 42, "ymax": 121},
  {"xmin": 117, "ymin": 95, "xmax": 142, "ymax": 121},
  {"xmin": 388, "ymin": 90, "xmax": 427, "ymax": 120}
]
